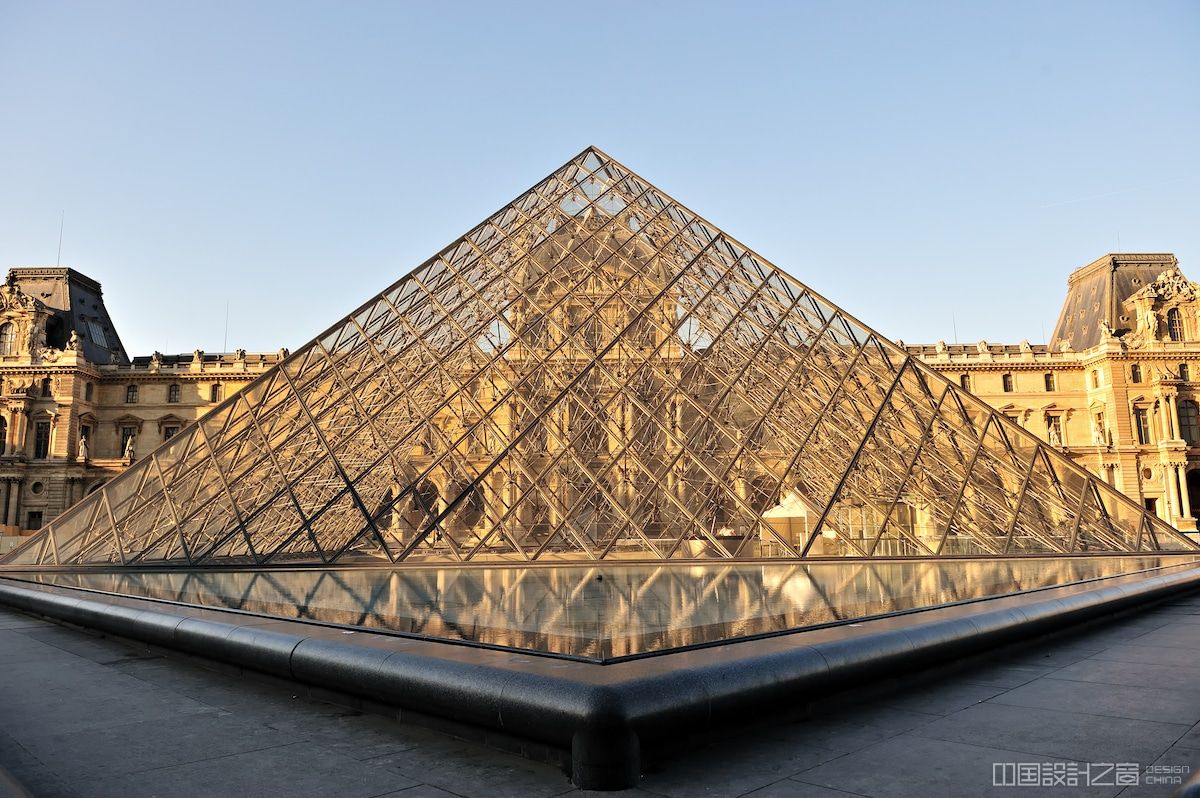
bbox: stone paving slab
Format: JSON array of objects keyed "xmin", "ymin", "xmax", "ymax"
[{"xmin": 4, "ymin": 595, "xmax": 1200, "ymax": 797}]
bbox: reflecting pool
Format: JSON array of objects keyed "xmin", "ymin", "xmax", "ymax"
[{"xmin": 8, "ymin": 555, "xmax": 1199, "ymax": 661}]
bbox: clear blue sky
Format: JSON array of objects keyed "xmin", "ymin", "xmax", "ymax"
[{"xmin": 1, "ymin": 1, "xmax": 1196, "ymax": 355}]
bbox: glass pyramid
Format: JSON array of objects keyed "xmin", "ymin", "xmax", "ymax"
[{"xmin": 5, "ymin": 147, "xmax": 1194, "ymax": 566}]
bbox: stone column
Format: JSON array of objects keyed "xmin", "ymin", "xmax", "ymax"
[
  {"xmin": 10, "ymin": 411, "xmax": 27, "ymax": 457},
  {"xmin": 1178, "ymin": 466, "xmax": 1194, "ymax": 521},
  {"xmin": 1161, "ymin": 463, "xmax": 1180, "ymax": 520},
  {"xmin": 1159, "ymin": 399, "xmax": 1173, "ymax": 441},
  {"xmin": 0, "ymin": 480, "xmax": 9, "ymax": 529},
  {"xmin": 5, "ymin": 478, "xmax": 21, "ymax": 527}
]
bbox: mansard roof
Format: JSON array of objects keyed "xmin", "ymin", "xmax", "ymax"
[{"xmin": 1050, "ymin": 253, "xmax": 1179, "ymax": 352}]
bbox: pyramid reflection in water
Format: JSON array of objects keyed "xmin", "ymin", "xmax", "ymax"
[{"xmin": 5, "ymin": 148, "xmax": 1195, "ymax": 566}]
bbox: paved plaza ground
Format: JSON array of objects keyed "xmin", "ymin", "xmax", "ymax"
[{"xmin": 3, "ymin": 593, "xmax": 1200, "ymax": 798}]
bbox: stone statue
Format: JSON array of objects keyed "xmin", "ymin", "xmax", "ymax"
[
  {"xmin": 935, "ymin": 340, "xmax": 947, "ymax": 355},
  {"xmin": 1059, "ymin": 340, "xmax": 1073, "ymax": 353},
  {"xmin": 77, "ymin": 436, "xmax": 88, "ymax": 461},
  {"xmin": 1099, "ymin": 320, "xmax": 1114, "ymax": 340},
  {"xmin": 1147, "ymin": 312, "xmax": 1159, "ymax": 338},
  {"xmin": 976, "ymin": 340, "xmax": 989, "ymax": 354},
  {"xmin": 150, "ymin": 351, "xmax": 162, "ymax": 367},
  {"xmin": 234, "ymin": 348, "xmax": 246, "ymax": 361},
  {"xmin": 278, "ymin": 347, "xmax": 290, "ymax": 359},
  {"xmin": 67, "ymin": 330, "xmax": 81, "ymax": 351},
  {"xmin": 1048, "ymin": 423, "xmax": 1062, "ymax": 448},
  {"xmin": 1093, "ymin": 421, "xmax": 1107, "ymax": 446},
  {"xmin": 123, "ymin": 435, "xmax": 136, "ymax": 462}
]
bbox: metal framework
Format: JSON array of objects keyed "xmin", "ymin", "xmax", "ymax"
[{"xmin": 4, "ymin": 147, "xmax": 1195, "ymax": 566}]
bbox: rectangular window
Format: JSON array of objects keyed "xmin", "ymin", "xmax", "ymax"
[
  {"xmin": 959, "ymin": 374, "xmax": 971, "ymax": 392},
  {"xmin": 163, "ymin": 426, "xmax": 179, "ymax": 440},
  {"xmin": 25, "ymin": 511, "xmax": 43, "ymax": 531},
  {"xmin": 1044, "ymin": 372, "xmax": 1056, "ymax": 391},
  {"xmin": 1046, "ymin": 415, "xmax": 1063, "ymax": 446},
  {"xmin": 33, "ymin": 421, "xmax": 50, "ymax": 459},
  {"xmin": 120, "ymin": 426, "xmax": 137, "ymax": 455},
  {"xmin": 125, "ymin": 385, "xmax": 138, "ymax": 404},
  {"xmin": 1130, "ymin": 364, "xmax": 1142, "ymax": 383},
  {"xmin": 1135, "ymin": 408, "xmax": 1152, "ymax": 445},
  {"xmin": 84, "ymin": 382, "xmax": 94, "ymax": 401},
  {"xmin": 1002, "ymin": 374, "xmax": 1014, "ymax": 392},
  {"xmin": 1180, "ymin": 401, "xmax": 1200, "ymax": 447},
  {"xmin": 168, "ymin": 384, "xmax": 180, "ymax": 403}
]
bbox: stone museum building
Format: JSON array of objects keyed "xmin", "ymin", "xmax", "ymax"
[
  {"xmin": 910, "ymin": 253, "xmax": 1200, "ymax": 532},
  {"xmin": 0, "ymin": 267, "xmax": 282, "ymax": 546},
  {"xmin": 2, "ymin": 250, "xmax": 1198, "ymax": 551}
]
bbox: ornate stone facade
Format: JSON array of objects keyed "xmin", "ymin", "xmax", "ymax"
[
  {"xmin": 0, "ymin": 267, "xmax": 283, "ymax": 551},
  {"xmin": 911, "ymin": 253, "xmax": 1200, "ymax": 532}
]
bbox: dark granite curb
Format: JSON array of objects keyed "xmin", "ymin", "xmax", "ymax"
[
  {"xmin": 3, "ymin": 563, "xmax": 1200, "ymax": 790},
  {"xmin": 0, "ymin": 764, "xmax": 33, "ymax": 798}
]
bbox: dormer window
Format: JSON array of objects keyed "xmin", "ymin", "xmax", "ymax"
[
  {"xmin": 86, "ymin": 320, "xmax": 109, "ymax": 348},
  {"xmin": 1168, "ymin": 308, "xmax": 1184, "ymax": 341}
]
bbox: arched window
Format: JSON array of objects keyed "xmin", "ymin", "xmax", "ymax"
[
  {"xmin": 125, "ymin": 384, "xmax": 138, "ymax": 404},
  {"xmin": 1180, "ymin": 400, "xmax": 1200, "ymax": 447},
  {"xmin": 1130, "ymin": 364, "xmax": 1142, "ymax": 383},
  {"xmin": 1181, "ymin": 364, "xmax": 1191, "ymax": 382},
  {"xmin": 0, "ymin": 322, "xmax": 14, "ymax": 356},
  {"xmin": 1168, "ymin": 308, "xmax": 1184, "ymax": 342}
]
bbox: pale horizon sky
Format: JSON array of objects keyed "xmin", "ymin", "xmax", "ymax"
[{"xmin": 1, "ymin": 1, "xmax": 1196, "ymax": 356}]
